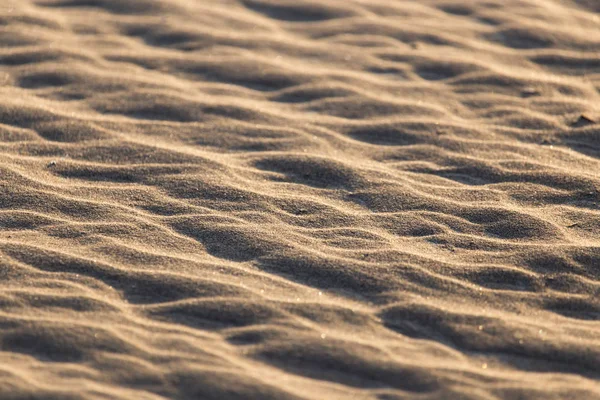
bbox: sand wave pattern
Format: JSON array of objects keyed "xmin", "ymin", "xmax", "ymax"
[{"xmin": 0, "ymin": 0, "xmax": 599, "ymax": 399}]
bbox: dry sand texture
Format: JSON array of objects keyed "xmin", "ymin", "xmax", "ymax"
[{"xmin": 0, "ymin": 0, "xmax": 599, "ymax": 399}]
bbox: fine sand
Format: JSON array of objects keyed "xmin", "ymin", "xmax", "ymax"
[{"xmin": 1, "ymin": 0, "xmax": 599, "ymax": 399}]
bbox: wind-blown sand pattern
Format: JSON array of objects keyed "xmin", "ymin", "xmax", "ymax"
[{"xmin": 0, "ymin": 0, "xmax": 599, "ymax": 399}]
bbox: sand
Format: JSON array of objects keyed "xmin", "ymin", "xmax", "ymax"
[{"xmin": 0, "ymin": 0, "xmax": 599, "ymax": 398}]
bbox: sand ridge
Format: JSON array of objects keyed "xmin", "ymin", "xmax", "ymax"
[{"xmin": 0, "ymin": 0, "xmax": 599, "ymax": 399}]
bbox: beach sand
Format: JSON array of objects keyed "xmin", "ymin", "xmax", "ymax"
[{"xmin": 0, "ymin": 0, "xmax": 599, "ymax": 398}]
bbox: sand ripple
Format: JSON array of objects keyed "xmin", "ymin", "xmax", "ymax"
[{"xmin": 0, "ymin": 0, "xmax": 599, "ymax": 399}]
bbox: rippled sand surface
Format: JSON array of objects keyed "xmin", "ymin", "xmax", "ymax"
[{"xmin": 1, "ymin": 1, "xmax": 599, "ymax": 399}]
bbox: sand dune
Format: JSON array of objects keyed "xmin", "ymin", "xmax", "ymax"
[{"xmin": 0, "ymin": 0, "xmax": 599, "ymax": 398}]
